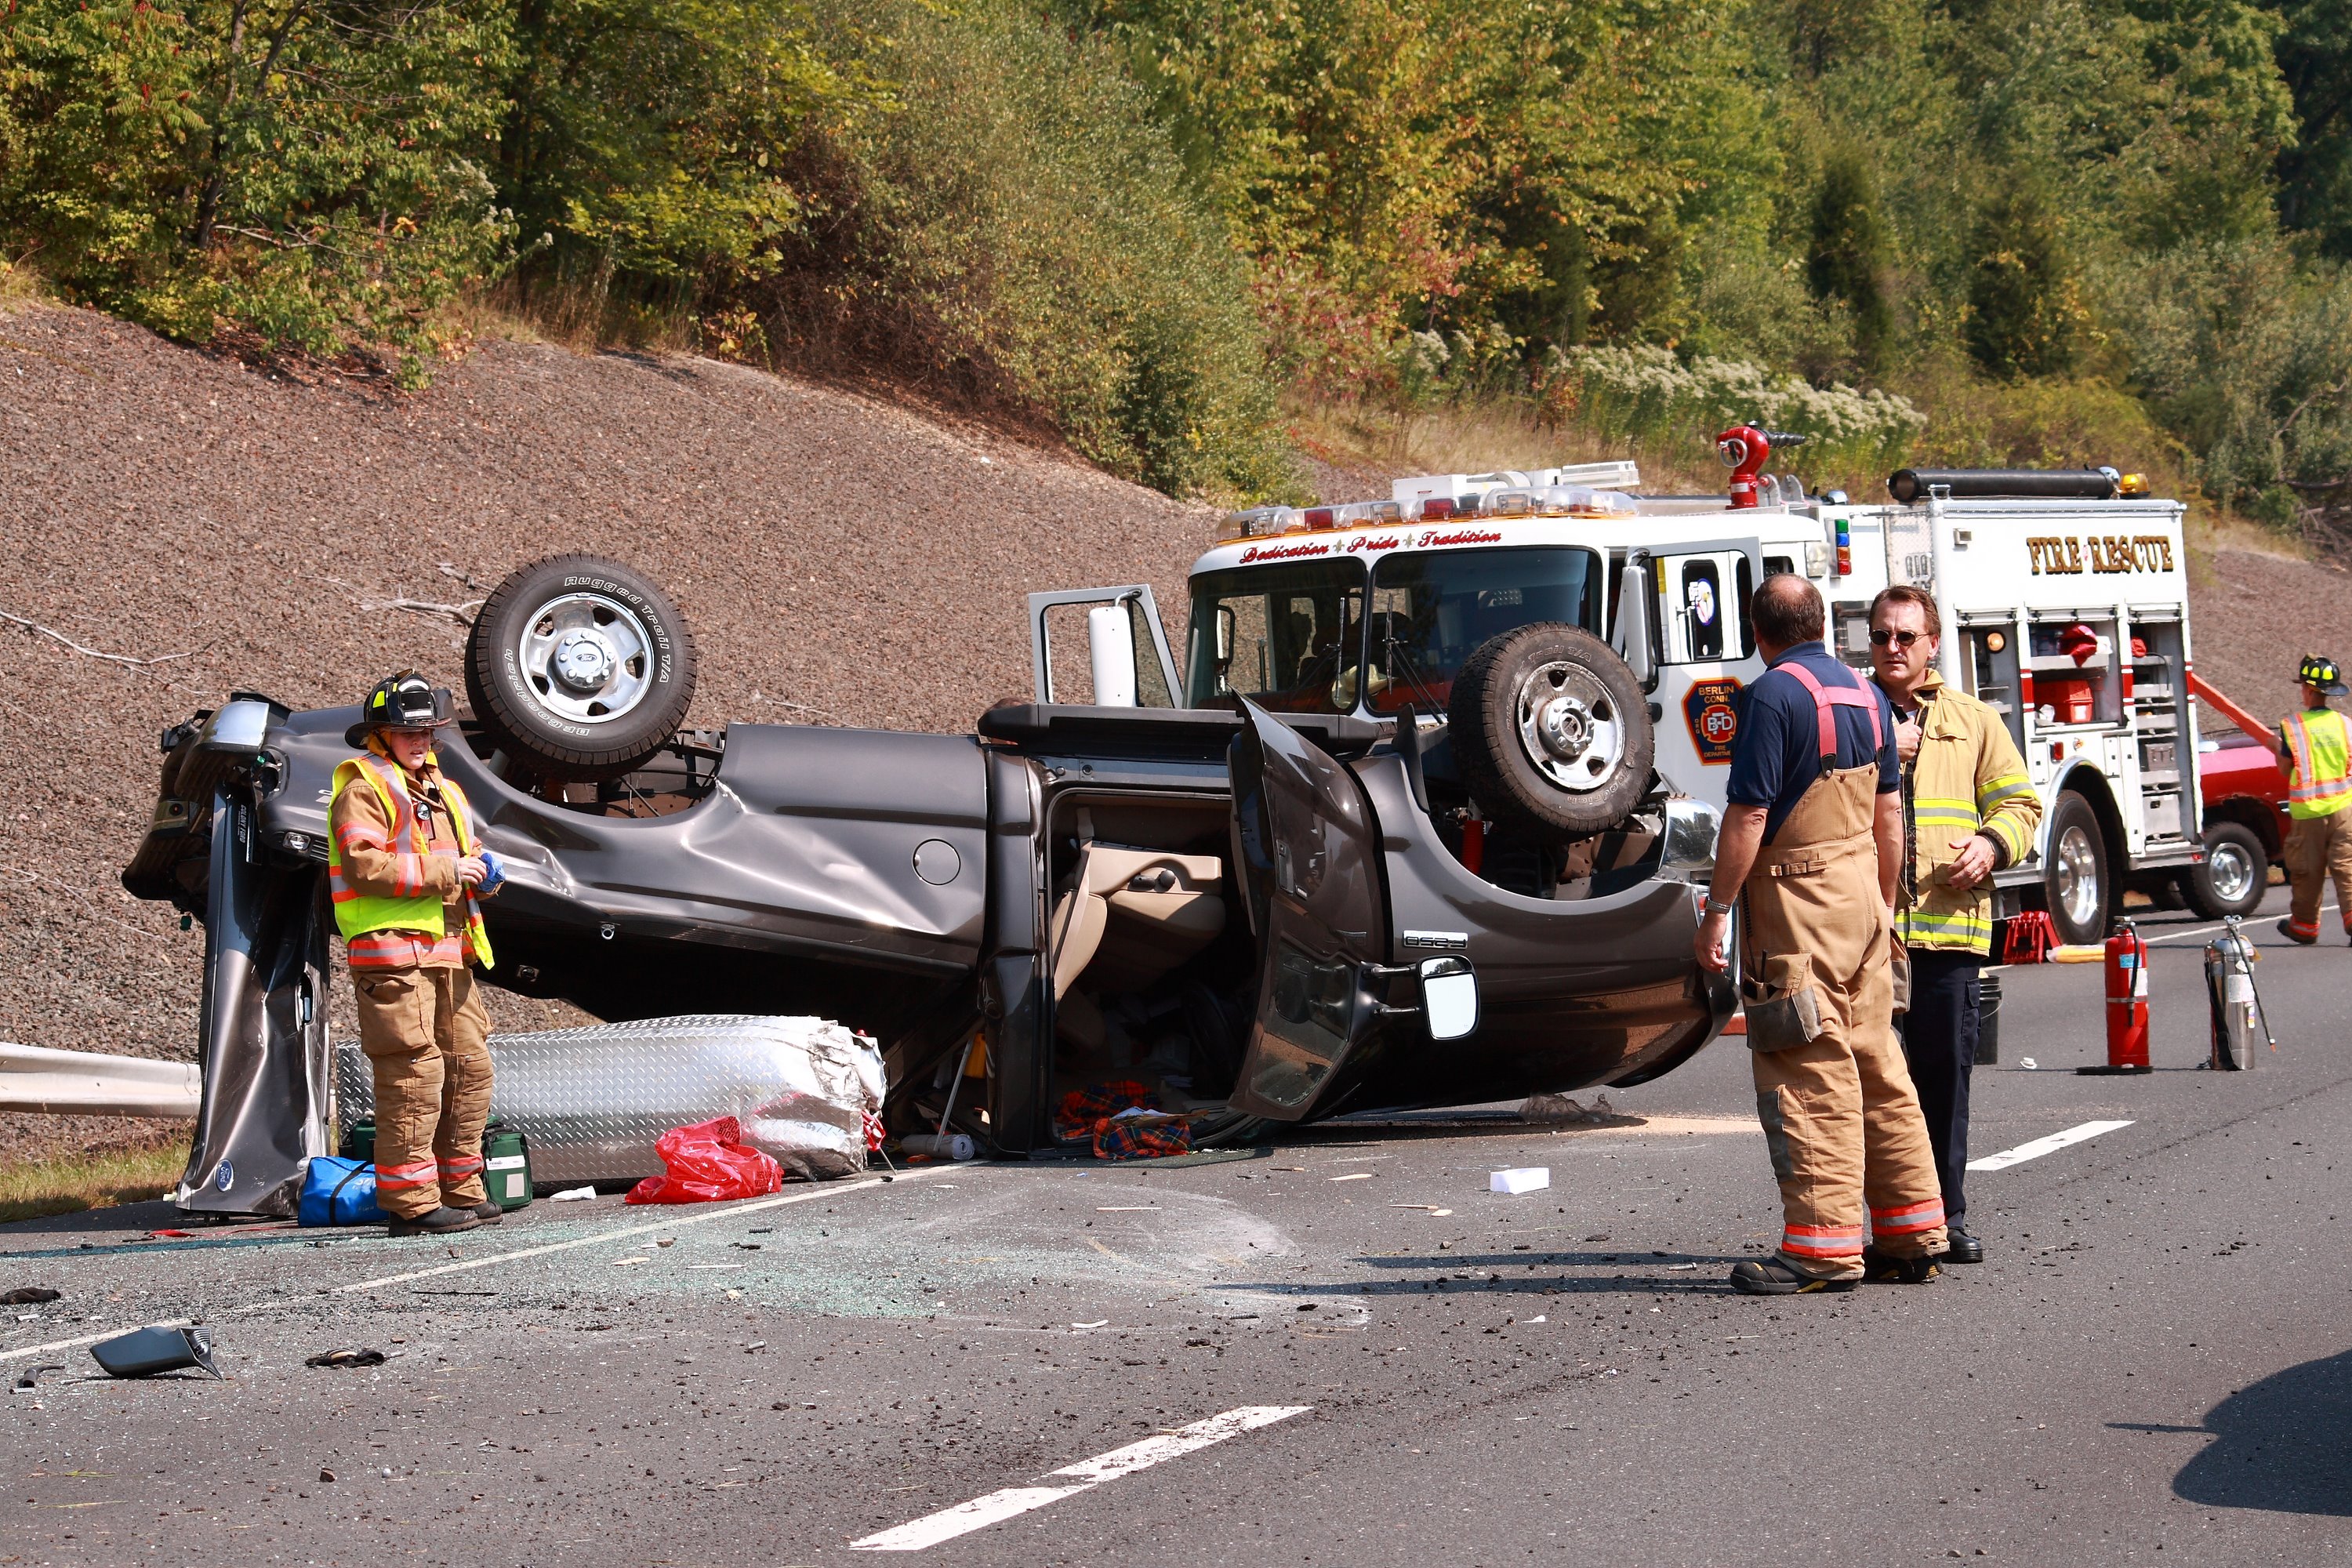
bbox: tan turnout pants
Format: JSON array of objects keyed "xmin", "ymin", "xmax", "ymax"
[
  {"xmin": 1740, "ymin": 761, "xmax": 1947, "ymax": 1281},
  {"xmin": 2284, "ymin": 808, "xmax": 2352, "ymax": 941},
  {"xmin": 353, "ymin": 961, "xmax": 494, "ymax": 1220}
]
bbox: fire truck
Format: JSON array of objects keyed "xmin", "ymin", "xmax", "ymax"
[{"xmin": 1198, "ymin": 449, "xmax": 2248, "ymax": 947}]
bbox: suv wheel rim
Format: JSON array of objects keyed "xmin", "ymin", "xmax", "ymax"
[
  {"xmin": 516, "ymin": 591, "xmax": 655, "ymax": 726},
  {"xmin": 2207, "ymin": 839, "xmax": 2256, "ymax": 904},
  {"xmin": 2054, "ymin": 822, "xmax": 2100, "ymax": 927},
  {"xmin": 1514, "ymin": 660, "xmax": 1624, "ymax": 793}
]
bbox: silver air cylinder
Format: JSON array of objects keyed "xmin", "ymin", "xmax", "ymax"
[{"xmin": 2205, "ymin": 925, "xmax": 2260, "ymax": 1071}]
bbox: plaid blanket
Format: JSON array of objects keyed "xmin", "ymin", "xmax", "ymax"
[{"xmin": 1054, "ymin": 1080, "xmax": 1193, "ymax": 1161}]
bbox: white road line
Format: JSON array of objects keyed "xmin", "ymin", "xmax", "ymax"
[
  {"xmin": 223, "ymin": 1171, "xmax": 942, "ymax": 1313},
  {"xmin": 0, "ymin": 1317, "xmax": 193, "ymax": 1367},
  {"xmin": 2143, "ymin": 896, "xmax": 2331, "ymax": 947},
  {"xmin": 1966, "ymin": 1120, "xmax": 2134, "ymax": 1172},
  {"xmin": 850, "ymin": 1405, "xmax": 1312, "ymax": 1552}
]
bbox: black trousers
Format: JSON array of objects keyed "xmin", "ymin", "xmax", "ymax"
[{"xmin": 1898, "ymin": 949, "xmax": 1982, "ymax": 1227}]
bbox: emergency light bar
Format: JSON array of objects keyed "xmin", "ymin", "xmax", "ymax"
[{"xmin": 1218, "ymin": 461, "xmax": 1646, "ymax": 542}]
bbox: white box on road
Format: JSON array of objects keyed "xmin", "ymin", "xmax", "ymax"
[{"xmin": 1490, "ymin": 1167, "xmax": 1550, "ymax": 1195}]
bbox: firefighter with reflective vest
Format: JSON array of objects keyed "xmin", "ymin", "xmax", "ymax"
[
  {"xmin": 2278, "ymin": 655, "xmax": 2352, "ymax": 945},
  {"xmin": 1697, "ymin": 574, "xmax": 1948, "ymax": 1294},
  {"xmin": 330, "ymin": 672, "xmax": 503, "ymax": 1236},
  {"xmin": 1868, "ymin": 585, "xmax": 2042, "ymax": 1266}
]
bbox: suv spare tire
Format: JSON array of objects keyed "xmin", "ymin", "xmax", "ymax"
[
  {"xmin": 465, "ymin": 555, "xmax": 697, "ymax": 782},
  {"xmin": 1448, "ymin": 622, "xmax": 1653, "ymax": 838}
]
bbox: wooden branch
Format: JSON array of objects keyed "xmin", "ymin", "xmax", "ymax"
[{"xmin": 0, "ymin": 610, "xmax": 194, "ymax": 668}]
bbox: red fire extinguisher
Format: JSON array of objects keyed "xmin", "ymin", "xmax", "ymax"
[{"xmin": 2081, "ymin": 917, "xmax": 2154, "ymax": 1075}]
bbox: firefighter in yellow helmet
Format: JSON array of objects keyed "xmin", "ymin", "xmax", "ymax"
[
  {"xmin": 2278, "ymin": 655, "xmax": 2352, "ymax": 946},
  {"xmin": 331, "ymin": 671, "xmax": 503, "ymax": 1236}
]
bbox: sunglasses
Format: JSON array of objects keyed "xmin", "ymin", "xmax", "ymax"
[{"xmin": 1869, "ymin": 628, "xmax": 1926, "ymax": 648}]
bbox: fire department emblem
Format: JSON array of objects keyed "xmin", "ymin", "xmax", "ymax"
[{"xmin": 1683, "ymin": 677, "xmax": 1743, "ymax": 764}]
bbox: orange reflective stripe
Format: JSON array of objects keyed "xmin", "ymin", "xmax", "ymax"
[
  {"xmin": 439, "ymin": 1156, "xmax": 484, "ymax": 1178},
  {"xmin": 1780, "ymin": 1223, "xmax": 1866, "ymax": 1258},
  {"xmin": 1870, "ymin": 1198, "xmax": 1946, "ymax": 1236},
  {"xmin": 376, "ymin": 1159, "xmax": 438, "ymax": 1191}
]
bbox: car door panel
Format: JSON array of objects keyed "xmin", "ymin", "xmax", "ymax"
[{"xmin": 1225, "ymin": 698, "xmax": 1389, "ymax": 1120}]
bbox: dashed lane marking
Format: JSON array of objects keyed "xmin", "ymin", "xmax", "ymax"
[
  {"xmin": 1966, "ymin": 1120, "xmax": 2134, "ymax": 1172},
  {"xmin": 848, "ymin": 1405, "xmax": 1312, "ymax": 1552}
]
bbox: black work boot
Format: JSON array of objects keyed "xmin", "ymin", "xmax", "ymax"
[
  {"xmin": 467, "ymin": 1200, "xmax": 506, "ymax": 1225},
  {"xmin": 1860, "ymin": 1246, "xmax": 1941, "ymax": 1283},
  {"xmin": 387, "ymin": 1205, "xmax": 482, "ymax": 1237},
  {"xmin": 1730, "ymin": 1256, "xmax": 1857, "ymax": 1295},
  {"xmin": 1940, "ymin": 1225, "xmax": 1984, "ymax": 1264}
]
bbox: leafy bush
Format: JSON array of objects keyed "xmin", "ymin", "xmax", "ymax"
[
  {"xmin": 0, "ymin": 0, "xmax": 520, "ymax": 380},
  {"xmin": 1538, "ymin": 343, "xmax": 1925, "ymax": 475},
  {"xmin": 753, "ymin": 0, "xmax": 1290, "ymax": 499}
]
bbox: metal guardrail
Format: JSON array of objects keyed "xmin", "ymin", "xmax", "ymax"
[{"xmin": 0, "ymin": 1042, "xmax": 200, "ymax": 1119}]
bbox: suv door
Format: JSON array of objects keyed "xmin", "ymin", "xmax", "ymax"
[{"xmin": 1226, "ymin": 698, "xmax": 1390, "ymax": 1120}]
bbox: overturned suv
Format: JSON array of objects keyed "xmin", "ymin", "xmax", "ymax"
[{"xmin": 125, "ymin": 540, "xmax": 1727, "ymax": 1178}]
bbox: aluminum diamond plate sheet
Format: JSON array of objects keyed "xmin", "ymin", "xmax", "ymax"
[{"xmin": 336, "ymin": 1014, "xmax": 885, "ymax": 1183}]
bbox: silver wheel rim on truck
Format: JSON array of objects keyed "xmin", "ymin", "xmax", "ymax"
[
  {"xmin": 2205, "ymin": 837, "xmax": 2259, "ymax": 906},
  {"xmin": 2054, "ymin": 822, "xmax": 2102, "ymax": 930},
  {"xmin": 1512, "ymin": 659, "xmax": 1626, "ymax": 793},
  {"xmin": 515, "ymin": 590, "xmax": 658, "ymax": 726}
]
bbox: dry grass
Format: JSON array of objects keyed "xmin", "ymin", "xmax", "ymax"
[{"xmin": 0, "ymin": 1136, "xmax": 187, "ymax": 1225}]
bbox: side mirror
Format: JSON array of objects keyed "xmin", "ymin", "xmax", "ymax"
[
  {"xmin": 1418, "ymin": 954, "xmax": 1479, "ymax": 1041},
  {"xmin": 1660, "ymin": 797, "xmax": 1722, "ymax": 877},
  {"xmin": 1613, "ymin": 555, "xmax": 1657, "ymax": 689},
  {"xmin": 1087, "ymin": 603, "xmax": 1139, "ymax": 707}
]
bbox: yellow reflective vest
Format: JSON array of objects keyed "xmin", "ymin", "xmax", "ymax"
[
  {"xmin": 1885, "ymin": 672, "xmax": 2043, "ymax": 956},
  {"xmin": 2281, "ymin": 707, "xmax": 2352, "ymax": 819},
  {"xmin": 328, "ymin": 750, "xmax": 494, "ymax": 970}
]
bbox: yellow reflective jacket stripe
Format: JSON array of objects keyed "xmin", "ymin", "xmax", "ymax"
[{"xmin": 1889, "ymin": 673, "xmax": 2045, "ymax": 954}]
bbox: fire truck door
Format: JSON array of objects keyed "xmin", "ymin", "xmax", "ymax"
[
  {"xmin": 1225, "ymin": 697, "xmax": 1393, "ymax": 1120},
  {"xmin": 1639, "ymin": 538, "xmax": 1766, "ymax": 798}
]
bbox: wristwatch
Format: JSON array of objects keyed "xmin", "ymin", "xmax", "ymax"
[{"xmin": 1703, "ymin": 897, "xmax": 1735, "ymax": 917}]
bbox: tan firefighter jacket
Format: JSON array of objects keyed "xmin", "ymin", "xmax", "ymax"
[{"xmin": 1884, "ymin": 670, "xmax": 2042, "ymax": 956}]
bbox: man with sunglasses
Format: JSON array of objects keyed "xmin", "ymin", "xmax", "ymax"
[
  {"xmin": 329, "ymin": 671, "xmax": 504, "ymax": 1237},
  {"xmin": 1868, "ymin": 586, "xmax": 2040, "ymax": 1265}
]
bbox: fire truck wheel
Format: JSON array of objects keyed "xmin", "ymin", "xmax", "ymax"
[
  {"xmin": 1449, "ymin": 622, "xmax": 1653, "ymax": 839},
  {"xmin": 2042, "ymin": 790, "xmax": 2112, "ymax": 945},
  {"xmin": 2180, "ymin": 821, "xmax": 2268, "ymax": 920},
  {"xmin": 465, "ymin": 555, "xmax": 698, "ymax": 782}
]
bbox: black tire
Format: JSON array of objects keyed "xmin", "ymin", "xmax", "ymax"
[
  {"xmin": 2180, "ymin": 821, "xmax": 2268, "ymax": 920},
  {"xmin": 465, "ymin": 555, "xmax": 697, "ymax": 782},
  {"xmin": 2042, "ymin": 790, "xmax": 2111, "ymax": 945},
  {"xmin": 1448, "ymin": 622, "xmax": 1654, "ymax": 839}
]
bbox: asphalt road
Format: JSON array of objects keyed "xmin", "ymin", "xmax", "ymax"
[{"xmin": 5, "ymin": 887, "xmax": 2347, "ymax": 1566}]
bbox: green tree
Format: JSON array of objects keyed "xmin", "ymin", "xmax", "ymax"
[
  {"xmin": 0, "ymin": 0, "xmax": 519, "ymax": 377},
  {"xmin": 1806, "ymin": 147, "xmax": 1893, "ymax": 368},
  {"xmin": 1965, "ymin": 181, "xmax": 2083, "ymax": 377}
]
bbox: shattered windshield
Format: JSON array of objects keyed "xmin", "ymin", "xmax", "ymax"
[
  {"xmin": 1362, "ymin": 547, "xmax": 1604, "ymax": 713},
  {"xmin": 1184, "ymin": 560, "xmax": 1368, "ymax": 713}
]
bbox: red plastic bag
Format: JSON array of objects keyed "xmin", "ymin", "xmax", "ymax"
[{"xmin": 624, "ymin": 1116, "xmax": 784, "ymax": 1204}]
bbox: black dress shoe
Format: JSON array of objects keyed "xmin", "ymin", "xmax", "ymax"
[
  {"xmin": 1941, "ymin": 1226, "xmax": 1984, "ymax": 1264},
  {"xmin": 387, "ymin": 1205, "xmax": 482, "ymax": 1237}
]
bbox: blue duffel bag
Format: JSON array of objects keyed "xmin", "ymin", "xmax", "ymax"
[{"xmin": 298, "ymin": 1156, "xmax": 388, "ymax": 1227}]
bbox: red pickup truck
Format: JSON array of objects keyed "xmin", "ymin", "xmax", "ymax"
[{"xmin": 2188, "ymin": 673, "xmax": 2292, "ymax": 919}]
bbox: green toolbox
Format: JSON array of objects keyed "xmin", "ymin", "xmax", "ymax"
[{"xmin": 483, "ymin": 1120, "xmax": 533, "ymax": 1210}]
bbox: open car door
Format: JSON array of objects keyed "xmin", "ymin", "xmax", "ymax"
[{"xmin": 1226, "ymin": 698, "xmax": 1391, "ymax": 1120}]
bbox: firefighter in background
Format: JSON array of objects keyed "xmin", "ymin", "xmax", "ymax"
[
  {"xmin": 330, "ymin": 671, "xmax": 503, "ymax": 1236},
  {"xmin": 1868, "ymin": 585, "xmax": 2041, "ymax": 1266},
  {"xmin": 2278, "ymin": 655, "xmax": 2352, "ymax": 945},
  {"xmin": 1697, "ymin": 574, "xmax": 1948, "ymax": 1294}
]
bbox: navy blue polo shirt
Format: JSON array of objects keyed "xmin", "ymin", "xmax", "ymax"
[{"xmin": 1726, "ymin": 644, "xmax": 1899, "ymax": 844}]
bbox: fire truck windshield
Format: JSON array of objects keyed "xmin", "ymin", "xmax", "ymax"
[
  {"xmin": 1184, "ymin": 559, "xmax": 1368, "ymax": 713},
  {"xmin": 1361, "ymin": 546, "xmax": 1604, "ymax": 713}
]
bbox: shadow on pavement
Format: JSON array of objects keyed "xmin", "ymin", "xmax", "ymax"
[
  {"xmin": 2153, "ymin": 1348, "xmax": 2352, "ymax": 1515},
  {"xmin": 0, "ymin": 1199, "xmax": 184, "ymax": 1237}
]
